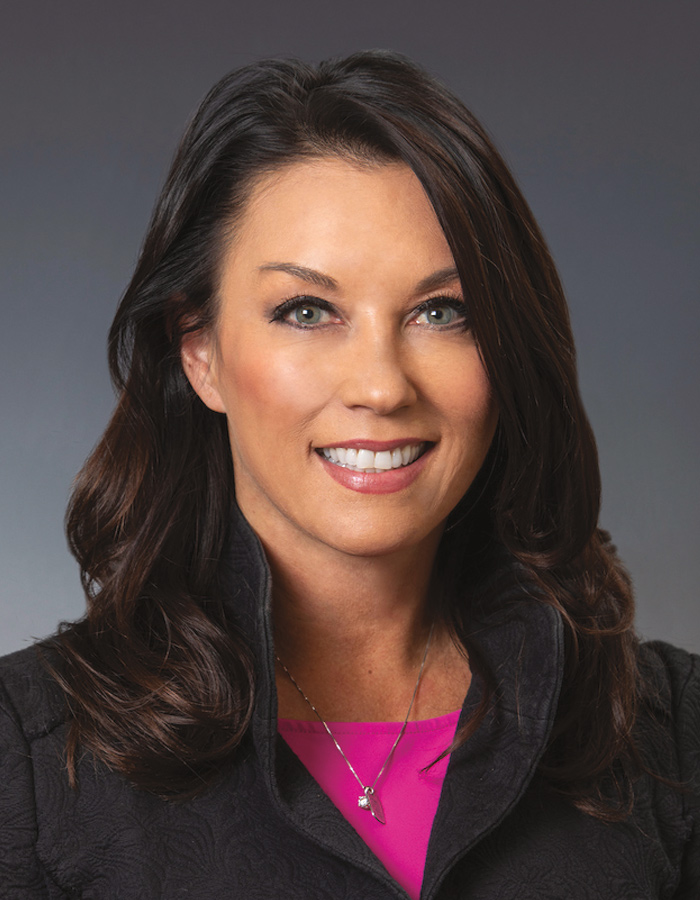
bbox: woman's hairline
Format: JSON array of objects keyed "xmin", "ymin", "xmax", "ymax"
[{"xmin": 202, "ymin": 149, "xmax": 413, "ymax": 354}]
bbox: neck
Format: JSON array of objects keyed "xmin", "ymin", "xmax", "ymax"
[
  {"xmin": 256, "ymin": 526, "xmax": 471, "ymax": 722},
  {"xmin": 266, "ymin": 532, "xmax": 440, "ymax": 670}
]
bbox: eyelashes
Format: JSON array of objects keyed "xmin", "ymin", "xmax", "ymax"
[
  {"xmin": 410, "ymin": 296, "xmax": 470, "ymax": 329},
  {"xmin": 269, "ymin": 296, "xmax": 339, "ymax": 327},
  {"xmin": 269, "ymin": 293, "xmax": 471, "ymax": 331}
]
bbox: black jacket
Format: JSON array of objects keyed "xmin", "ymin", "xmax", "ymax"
[{"xmin": 1, "ymin": 509, "xmax": 699, "ymax": 898}]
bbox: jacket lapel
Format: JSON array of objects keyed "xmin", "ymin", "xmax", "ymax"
[
  {"xmin": 219, "ymin": 505, "xmax": 565, "ymax": 899},
  {"xmin": 422, "ymin": 592, "xmax": 564, "ymax": 898}
]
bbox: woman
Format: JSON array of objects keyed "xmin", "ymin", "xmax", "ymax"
[{"xmin": 0, "ymin": 51, "xmax": 697, "ymax": 899}]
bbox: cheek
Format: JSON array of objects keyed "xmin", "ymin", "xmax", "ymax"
[
  {"xmin": 446, "ymin": 368, "xmax": 499, "ymax": 497},
  {"xmin": 441, "ymin": 360, "xmax": 498, "ymax": 439},
  {"xmin": 217, "ymin": 345, "xmax": 327, "ymax": 443},
  {"xmin": 472, "ymin": 379, "xmax": 499, "ymax": 438}
]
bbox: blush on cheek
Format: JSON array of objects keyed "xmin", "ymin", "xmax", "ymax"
[
  {"xmin": 442, "ymin": 366, "xmax": 496, "ymax": 422},
  {"xmin": 219, "ymin": 352, "xmax": 325, "ymax": 439}
]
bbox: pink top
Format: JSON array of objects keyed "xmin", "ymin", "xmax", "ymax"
[{"xmin": 278, "ymin": 710, "xmax": 460, "ymax": 899}]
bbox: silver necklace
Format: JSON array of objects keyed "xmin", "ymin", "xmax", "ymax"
[{"xmin": 275, "ymin": 622, "xmax": 435, "ymax": 825}]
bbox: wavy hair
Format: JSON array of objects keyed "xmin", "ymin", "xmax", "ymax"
[{"xmin": 48, "ymin": 50, "xmax": 639, "ymax": 816}]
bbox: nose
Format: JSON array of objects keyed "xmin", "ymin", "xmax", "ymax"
[{"xmin": 336, "ymin": 327, "xmax": 418, "ymax": 415}]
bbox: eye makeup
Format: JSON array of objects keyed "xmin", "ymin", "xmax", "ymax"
[{"xmin": 269, "ymin": 293, "xmax": 470, "ymax": 331}]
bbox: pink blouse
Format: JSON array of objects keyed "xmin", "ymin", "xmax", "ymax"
[{"xmin": 278, "ymin": 710, "xmax": 460, "ymax": 898}]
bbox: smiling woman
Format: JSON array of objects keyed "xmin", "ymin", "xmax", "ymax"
[
  {"xmin": 1, "ymin": 51, "xmax": 698, "ymax": 899},
  {"xmin": 181, "ymin": 160, "xmax": 498, "ymax": 565}
]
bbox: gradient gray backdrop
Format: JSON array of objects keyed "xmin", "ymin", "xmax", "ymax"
[{"xmin": 2, "ymin": 0, "xmax": 698, "ymax": 656}]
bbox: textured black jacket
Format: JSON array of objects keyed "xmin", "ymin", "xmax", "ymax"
[{"xmin": 1, "ymin": 510, "xmax": 699, "ymax": 898}]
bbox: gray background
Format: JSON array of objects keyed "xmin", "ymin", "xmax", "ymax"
[{"xmin": 1, "ymin": 0, "xmax": 698, "ymax": 656}]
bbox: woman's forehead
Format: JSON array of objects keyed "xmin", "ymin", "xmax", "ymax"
[{"xmin": 219, "ymin": 157, "xmax": 456, "ymax": 288}]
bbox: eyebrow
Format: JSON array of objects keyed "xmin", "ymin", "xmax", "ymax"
[
  {"xmin": 414, "ymin": 266, "xmax": 461, "ymax": 294},
  {"xmin": 258, "ymin": 263, "xmax": 339, "ymax": 290},
  {"xmin": 258, "ymin": 263, "xmax": 461, "ymax": 295}
]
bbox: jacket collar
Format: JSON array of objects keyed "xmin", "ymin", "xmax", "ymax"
[{"xmin": 218, "ymin": 503, "xmax": 564, "ymax": 898}]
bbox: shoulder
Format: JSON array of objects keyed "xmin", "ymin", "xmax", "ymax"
[
  {"xmin": 0, "ymin": 644, "xmax": 69, "ymax": 895},
  {"xmin": 638, "ymin": 641, "xmax": 700, "ymax": 776},
  {"xmin": 639, "ymin": 640, "xmax": 700, "ymax": 693},
  {"xmin": 0, "ymin": 642, "xmax": 68, "ymax": 742},
  {"xmin": 637, "ymin": 642, "xmax": 700, "ymax": 896},
  {"xmin": 638, "ymin": 640, "xmax": 700, "ymax": 721}
]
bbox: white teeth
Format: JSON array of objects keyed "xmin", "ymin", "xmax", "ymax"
[
  {"xmin": 356, "ymin": 448, "xmax": 374, "ymax": 468},
  {"xmin": 374, "ymin": 451, "xmax": 393, "ymax": 470},
  {"xmin": 319, "ymin": 443, "xmax": 426, "ymax": 473}
]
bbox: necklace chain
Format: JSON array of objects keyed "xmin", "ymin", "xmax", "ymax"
[{"xmin": 276, "ymin": 622, "xmax": 435, "ymax": 825}]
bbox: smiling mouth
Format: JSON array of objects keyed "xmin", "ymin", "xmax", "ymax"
[{"xmin": 316, "ymin": 443, "xmax": 428, "ymax": 474}]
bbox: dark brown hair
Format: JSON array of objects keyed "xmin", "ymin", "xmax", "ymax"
[{"xmin": 49, "ymin": 50, "xmax": 639, "ymax": 816}]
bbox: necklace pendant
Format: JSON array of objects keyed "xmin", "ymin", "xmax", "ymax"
[{"xmin": 358, "ymin": 787, "xmax": 386, "ymax": 824}]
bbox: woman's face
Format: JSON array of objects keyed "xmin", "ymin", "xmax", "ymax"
[{"xmin": 182, "ymin": 158, "xmax": 498, "ymax": 562}]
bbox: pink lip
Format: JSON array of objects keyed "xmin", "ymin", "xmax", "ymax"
[{"xmin": 316, "ymin": 444, "xmax": 433, "ymax": 495}]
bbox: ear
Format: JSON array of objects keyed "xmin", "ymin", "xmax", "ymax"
[{"xmin": 180, "ymin": 331, "xmax": 227, "ymax": 414}]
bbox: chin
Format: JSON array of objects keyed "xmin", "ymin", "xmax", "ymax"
[{"xmin": 313, "ymin": 520, "xmax": 444, "ymax": 561}]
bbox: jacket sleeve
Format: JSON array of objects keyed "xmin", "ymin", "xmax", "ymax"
[
  {"xmin": 0, "ymin": 678, "xmax": 62, "ymax": 899},
  {"xmin": 672, "ymin": 649, "xmax": 700, "ymax": 898}
]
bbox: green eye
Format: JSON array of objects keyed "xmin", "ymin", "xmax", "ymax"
[
  {"xmin": 270, "ymin": 296, "xmax": 338, "ymax": 328},
  {"xmin": 414, "ymin": 301, "xmax": 466, "ymax": 327},
  {"xmin": 293, "ymin": 305, "xmax": 324, "ymax": 325},
  {"xmin": 425, "ymin": 306, "xmax": 456, "ymax": 324}
]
